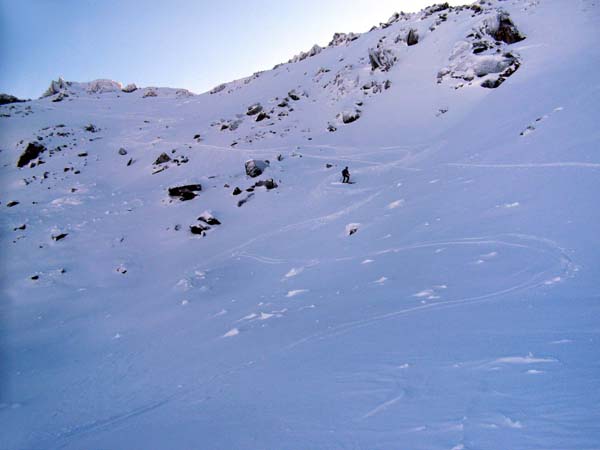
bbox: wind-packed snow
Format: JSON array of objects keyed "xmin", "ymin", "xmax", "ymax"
[{"xmin": 1, "ymin": 1, "xmax": 600, "ymax": 449}]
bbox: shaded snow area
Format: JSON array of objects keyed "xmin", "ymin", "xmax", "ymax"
[{"xmin": 1, "ymin": 0, "xmax": 600, "ymax": 448}]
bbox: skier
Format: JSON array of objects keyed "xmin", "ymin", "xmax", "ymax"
[{"xmin": 342, "ymin": 166, "xmax": 350, "ymax": 183}]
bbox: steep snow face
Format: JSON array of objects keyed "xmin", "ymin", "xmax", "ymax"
[
  {"xmin": 1, "ymin": 1, "xmax": 600, "ymax": 449},
  {"xmin": 196, "ymin": 0, "xmax": 535, "ymax": 148}
]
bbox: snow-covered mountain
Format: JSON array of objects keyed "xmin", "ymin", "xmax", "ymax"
[{"xmin": 1, "ymin": 1, "xmax": 599, "ymax": 449}]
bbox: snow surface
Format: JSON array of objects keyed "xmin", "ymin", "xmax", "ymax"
[{"xmin": 1, "ymin": 0, "xmax": 600, "ymax": 449}]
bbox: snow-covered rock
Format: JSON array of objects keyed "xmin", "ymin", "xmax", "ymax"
[
  {"xmin": 122, "ymin": 83, "xmax": 138, "ymax": 93},
  {"xmin": 245, "ymin": 159, "xmax": 269, "ymax": 177},
  {"xmin": 41, "ymin": 78, "xmax": 122, "ymax": 98}
]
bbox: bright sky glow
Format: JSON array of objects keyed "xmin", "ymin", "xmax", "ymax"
[{"xmin": 0, "ymin": 0, "xmax": 465, "ymax": 98}]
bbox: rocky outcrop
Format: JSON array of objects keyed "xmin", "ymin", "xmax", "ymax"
[
  {"xmin": 439, "ymin": 33, "xmax": 522, "ymax": 89},
  {"xmin": 0, "ymin": 94, "xmax": 25, "ymax": 105},
  {"xmin": 210, "ymin": 83, "xmax": 227, "ymax": 94},
  {"xmin": 85, "ymin": 79, "xmax": 122, "ymax": 94},
  {"xmin": 17, "ymin": 142, "xmax": 46, "ymax": 168},
  {"xmin": 381, "ymin": 12, "xmax": 401, "ymax": 29},
  {"xmin": 329, "ymin": 32, "xmax": 360, "ymax": 47},
  {"xmin": 41, "ymin": 78, "xmax": 123, "ymax": 97},
  {"xmin": 245, "ymin": 159, "xmax": 269, "ymax": 178},
  {"xmin": 289, "ymin": 44, "xmax": 322, "ymax": 64},
  {"xmin": 423, "ymin": 2, "xmax": 450, "ymax": 16},
  {"xmin": 41, "ymin": 78, "xmax": 69, "ymax": 98},
  {"xmin": 368, "ymin": 47, "xmax": 396, "ymax": 71}
]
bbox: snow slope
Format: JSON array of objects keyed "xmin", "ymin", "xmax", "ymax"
[{"xmin": 1, "ymin": 1, "xmax": 600, "ymax": 449}]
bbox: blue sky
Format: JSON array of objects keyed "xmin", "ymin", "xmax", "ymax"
[{"xmin": 0, "ymin": 0, "xmax": 463, "ymax": 98}]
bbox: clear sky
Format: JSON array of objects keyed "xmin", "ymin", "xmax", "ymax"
[{"xmin": 0, "ymin": 0, "xmax": 465, "ymax": 99}]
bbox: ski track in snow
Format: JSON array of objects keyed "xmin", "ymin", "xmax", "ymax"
[
  {"xmin": 285, "ymin": 234, "xmax": 576, "ymax": 350},
  {"xmin": 360, "ymin": 391, "xmax": 406, "ymax": 420},
  {"xmin": 449, "ymin": 162, "xmax": 600, "ymax": 169}
]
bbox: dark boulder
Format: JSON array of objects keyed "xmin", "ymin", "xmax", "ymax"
[
  {"xmin": 190, "ymin": 224, "xmax": 210, "ymax": 235},
  {"xmin": 52, "ymin": 233, "xmax": 68, "ymax": 241},
  {"xmin": 17, "ymin": 142, "xmax": 46, "ymax": 167},
  {"xmin": 407, "ymin": 29, "xmax": 419, "ymax": 46},
  {"xmin": 118, "ymin": 147, "xmax": 128, "ymax": 155},
  {"xmin": 168, "ymin": 184, "xmax": 202, "ymax": 201},
  {"xmin": 489, "ymin": 12, "xmax": 525, "ymax": 44},
  {"xmin": 288, "ymin": 90, "xmax": 301, "ymax": 101},
  {"xmin": 256, "ymin": 111, "xmax": 270, "ymax": 122},
  {"xmin": 254, "ymin": 178, "xmax": 278, "ymax": 190},
  {"xmin": 154, "ymin": 152, "xmax": 171, "ymax": 165},
  {"xmin": 339, "ymin": 110, "xmax": 361, "ymax": 124},
  {"xmin": 232, "ymin": 187, "xmax": 242, "ymax": 195},
  {"xmin": 7, "ymin": 201, "xmax": 19, "ymax": 207}
]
